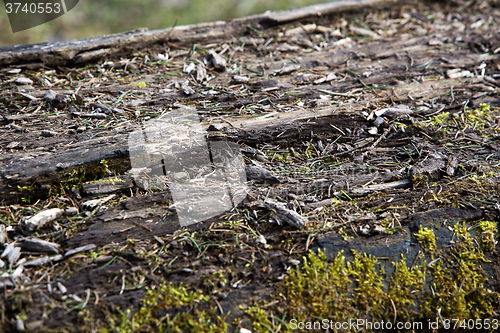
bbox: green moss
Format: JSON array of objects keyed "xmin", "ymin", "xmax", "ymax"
[
  {"xmin": 84, "ymin": 176, "xmax": 125, "ymax": 185},
  {"xmin": 270, "ymin": 153, "xmax": 291, "ymax": 162},
  {"xmin": 387, "ymin": 254, "xmax": 426, "ymax": 321},
  {"xmin": 465, "ymin": 103, "xmax": 491, "ymax": 129},
  {"xmin": 477, "ymin": 221, "xmax": 498, "ymax": 252},
  {"xmin": 98, "ymin": 283, "xmax": 227, "ymax": 333},
  {"xmin": 245, "ymin": 305, "xmax": 278, "ymax": 332},
  {"xmin": 275, "ymin": 250, "xmax": 353, "ymax": 325},
  {"xmin": 338, "ymin": 227, "xmax": 354, "ymax": 240},
  {"xmin": 411, "ymin": 173, "xmax": 427, "ymax": 189},
  {"xmin": 94, "ymin": 218, "xmax": 498, "ymax": 333},
  {"xmin": 393, "ymin": 121, "xmax": 408, "ymax": 130},
  {"xmin": 249, "ymin": 220, "xmax": 499, "ymax": 332},
  {"xmin": 348, "ymin": 252, "xmax": 386, "ymax": 317},
  {"xmin": 422, "ymin": 222, "xmax": 498, "ymax": 320},
  {"xmin": 432, "ymin": 112, "xmax": 450, "ymax": 125},
  {"xmin": 415, "ymin": 226, "xmax": 437, "ymax": 257}
]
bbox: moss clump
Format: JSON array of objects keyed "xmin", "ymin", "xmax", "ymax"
[
  {"xmin": 387, "ymin": 254, "xmax": 426, "ymax": 322},
  {"xmin": 432, "ymin": 112, "xmax": 450, "ymax": 125},
  {"xmin": 348, "ymin": 252, "xmax": 386, "ymax": 317},
  {"xmin": 465, "ymin": 103, "xmax": 491, "ymax": 129},
  {"xmin": 84, "ymin": 176, "xmax": 126, "ymax": 185},
  {"xmin": 250, "ymin": 220, "xmax": 499, "ymax": 332},
  {"xmin": 268, "ymin": 250, "xmax": 427, "ymax": 332},
  {"xmin": 422, "ymin": 222, "xmax": 498, "ymax": 320},
  {"xmin": 477, "ymin": 220, "xmax": 498, "ymax": 252},
  {"xmin": 99, "ymin": 283, "xmax": 227, "ymax": 333},
  {"xmin": 245, "ymin": 305, "xmax": 280, "ymax": 333},
  {"xmin": 415, "ymin": 226, "xmax": 437, "ymax": 257},
  {"xmin": 276, "ymin": 250, "xmax": 354, "ymax": 323}
]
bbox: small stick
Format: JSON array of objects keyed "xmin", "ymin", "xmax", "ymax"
[{"xmin": 134, "ymin": 221, "xmax": 152, "ymax": 232}]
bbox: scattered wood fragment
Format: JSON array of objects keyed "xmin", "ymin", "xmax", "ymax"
[
  {"xmin": 20, "ymin": 238, "xmax": 60, "ymax": 254},
  {"xmin": 64, "ymin": 244, "xmax": 96, "ymax": 258},
  {"xmin": 82, "ymin": 175, "xmax": 134, "ymax": 195},
  {"xmin": 264, "ymin": 198, "xmax": 307, "ymax": 229},
  {"xmin": 208, "ymin": 49, "xmax": 226, "ymax": 71},
  {"xmin": 25, "ymin": 208, "xmax": 64, "ymax": 232}
]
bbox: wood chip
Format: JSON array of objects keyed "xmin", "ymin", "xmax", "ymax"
[
  {"xmin": 349, "ymin": 25, "xmax": 380, "ymax": 38},
  {"xmin": 264, "ymin": 198, "xmax": 307, "ymax": 229},
  {"xmin": 57, "ymin": 281, "xmax": 67, "ymax": 294},
  {"xmin": 6, "ymin": 68, "xmax": 21, "ymax": 74},
  {"xmin": 41, "ymin": 130, "xmax": 58, "ymax": 137},
  {"xmin": 5, "ymin": 141, "xmax": 21, "ymax": 149},
  {"xmin": 44, "ymin": 90, "xmax": 57, "ymax": 100},
  {"xmin": 14, "ymin": 258, "xmax": 26, "ymax": 267},
  {"xmin": 349, "ymin": 179, "xmax": 411, "ymax": 196},
  {"xmin": 375, "ymin": 105, "xmax": 413, "ymax": 118},
  {"xmin": 82, "ymin": 194, "xmax": 116, "ymax": 210},
  {"xmin": 89, "ymin": 102, "xmax": 125, "ymax": 114},
  {"xmin": 446, "ymin": 68, "xmax": 473, "ymax": 79},
  {"xmin": 233, "ymin": 75, "xmax": 249, "ymax": 83},
  {"xmin": 0, "ymin": 224, "xmax": 6, "ymax": 245},
  {"xmin": 410, "ymin": 158, "xmax": 446, "ymax": 181},
  {"xmin": 275, "ymin": 63, "xmax": 301, "ymax": 75},
  {"xmin": 64, "ymin": 244, "xmax": 96, "ymax": 258},
  {"xmin": 15, "ymin": 77, "xmax": 33, "ymax": 85},
  {"xmin": 195, "ymin": 63, "xmax": 207, "ymax": 82},
  {"xmin": 276, "ymin": 43, "xmax": 300, "ymax": 52},
  {"xmin": 11, "ymin": 265, "xmax": 23, "ymax": 277},
  {"xmin": 184, "ymin": 62, "xmax": 195, "ymax": 73},
  {"xmin": 17, "ymin": 92, "xmax": 38, "ymax": 100},
  {"xmin": 285, "ymin": 23, "xmax": 317, "ymax": 35},
  {"xmin": 72, "ymin": 112, "xmax": 107, "ymax": 119},
  {"xmin": 1, "ymin": 242, "xmax": 16, "ymax": 258},
  {"xmin": 25, "ymin": 208, "xmax": 64, "ymax": 231},
  {"xmin": 73, "ymin": 48, "xmax": 112, "ymax": 63},
  {"xmin": 24, "ymin": 256, "xmax": 51, "ymax": 267},
  {"xmin": 7, "ymin": 246, "xmax": 21, "ymax": 265},
  {"xmin": 245, "ymin": 165, "xmax": 280, "ymax": 184},
  {"xmin": 93, "ymin": 255, "xmax": 113, "ymax": 263},
  {"xmin": 153, "ymin": 235, "xmax": 165, "ymax": 245},
  {"xmin": 21, "ymin": 238, "xmax": 60, "ymax": 254},
  {"xmin": 16, "ymin": 318, "xmax": 25, "ymax": 332},
  {"xmin": 208, "ymin": 49, "xmax": 226, "ymax": 71},
  {"xmin": 65, "ymin": 207, "xmax": 78, "ymax": 216}
]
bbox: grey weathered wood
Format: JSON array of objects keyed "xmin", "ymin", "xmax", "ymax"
[
  {"xmin": 264, "ymin": 198, "xmax": 307, "ymax": 229},
  {"xmin": 25, "ymin": 208, "xmax": 64, "ymax": 232},
  {"xmin": 0, "ymin": 0, "xmax": 405, "ymax": 67},
  {"xmin": 64, "ymin": 244, "xmax": 96, "ymax": 258},
  {"xmin": 20, "ymin": 238, "xmax": 60, "ymax": 254},
  {"xmin": 0, "ymin": 225, "xmax": 6, "ymax": 245},
  {"xmin": 348, "ymin": 179, "xmax": 412, "ymax": 196},
  {"xmin": 82, "ymin": 175, "xmax": 134, "ymax": 196},
  {"xmin": 266, "ymin": 0, "xmax": 399, "ymax": 23},
  {"xmin": 0, "ymin": 111, "xmax": 362, "ymax": 204}
]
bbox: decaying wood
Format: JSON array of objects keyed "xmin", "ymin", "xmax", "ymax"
[
  {"xmin": 263, "ymin": 198, "xmax": 308, "ymax": 229},
  {"xmin": 1, "ymin": 0, "xmax": 500, "ymax": 331},
  {"xmin": 64, "ymin": 244, "xmax": 96, "ymax": 258},
  {"xmin": 82, "ymin": 175, "xmax": 134, "ymax": 195},
  {"xmin": 0, "ymin": 224, "xmax": 6, "ymax": 245},
  {"xmin": 0, "ymin": 0, "xmax": 403, "ymax": 67},
  {"xmin": 25, "ymin": 208, "xmax": 64, "ymax": 231},
  {"xmin": 20, "ymin": 238, "xmax": 60, "ymax": 254}
]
